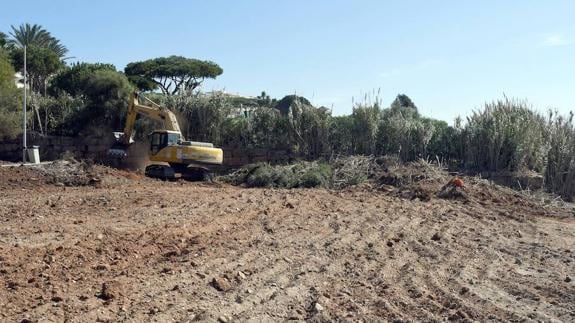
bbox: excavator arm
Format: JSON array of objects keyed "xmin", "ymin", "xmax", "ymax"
[{"xmin": 119, "ymin": 92, "xmax": 181, "ymax": 144}]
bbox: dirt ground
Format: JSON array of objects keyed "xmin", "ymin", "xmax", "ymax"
[{"xmin": 0, "ymin": 162, "xmax": 574, "ymax": 322}]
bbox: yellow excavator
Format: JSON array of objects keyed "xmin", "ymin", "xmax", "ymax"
[{"xmin": 108, "ymin": 92, "xmax": 223, "ymax": 180}]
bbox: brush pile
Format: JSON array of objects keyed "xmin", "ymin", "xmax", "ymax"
[{"xmin": 218, "ymin": 155, "xmax": 448, "ymax": 192}]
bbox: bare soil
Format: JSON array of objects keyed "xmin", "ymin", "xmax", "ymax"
[{"xmin": 0, "ymin": 163, "xmax": 574, "ymax": 322}]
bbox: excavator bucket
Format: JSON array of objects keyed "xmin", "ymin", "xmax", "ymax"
[{"xmin": 107, "ymin": 132, "xmax": 132, "ymax": 158}]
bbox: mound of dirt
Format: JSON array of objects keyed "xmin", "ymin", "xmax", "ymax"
[{"xmin": 0, "ymin": 160, "xmax": 145, "ymax": 190}]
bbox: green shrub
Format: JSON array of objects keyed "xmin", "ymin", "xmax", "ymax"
[
  {"xmin": 245, "ymin": 163, "xmax": 297, "ymax": 188},
  {"xmin": 462, "ymin": 98, "xmax": 548, "ymax": 172},
  {"xmin": 328, "ymin": 115, "xmax": 354, "ymax": 155},
  {"xmin": 545, "ymin": 111, "xmax": 575, "ymax": 201},
  {"xmin": 299, "ymin": 163, "xmax": 332, "ymax": 188}
]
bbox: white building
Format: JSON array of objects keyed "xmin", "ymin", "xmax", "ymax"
[{"xmin": 14, "ymin": 72, "xmax": 25, "ymax": 89}]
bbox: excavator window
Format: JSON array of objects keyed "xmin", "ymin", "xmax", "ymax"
[
  {"xmin": 150, "ymin": 132, "xmax": 181, "ymax": 154},
  {"xmin": 167, "ymin": 133, "xmax": 180, "ymax": 146},
  {"xmin": 150, "ymin": 132, "xmax": 167, "ymax": 155}
]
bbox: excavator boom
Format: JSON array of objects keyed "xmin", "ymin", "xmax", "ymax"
[{"xmin": 109, "ymin": 93, "xmax": 181, "ymax": 157}]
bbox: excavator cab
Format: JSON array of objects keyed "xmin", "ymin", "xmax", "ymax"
[{"xmin": 149, "ymin": 130, "xmax": 181, "ymax": 155}]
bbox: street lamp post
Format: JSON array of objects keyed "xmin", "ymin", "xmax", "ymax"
[{"xmin": 22, "ymin": 45, "xmax": 27, "ymax": 163}]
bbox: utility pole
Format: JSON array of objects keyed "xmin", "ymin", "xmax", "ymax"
[{"xmin": 22, "ymin": 45, "xmax": 27, "ymax": 163}]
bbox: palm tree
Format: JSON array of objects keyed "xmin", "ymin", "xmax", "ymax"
[
  {"xmin": 0, "ymin": 32, "xmax": 7, "ymax": 48},
  {"xmin": 8, "ymin": 23, "xmax": 68, "ymax": 57}
]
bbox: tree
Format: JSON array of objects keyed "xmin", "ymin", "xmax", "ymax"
[
  {"xmin": 10, "ymin": 46, "xmax": 63, "ymax": 134},
  {"xmin": 125, "ymin": 56, "xmax": 223, "ymax": 95},
  {"xmin": 56, "ymin": 69, "xmax": 133, "ymax": 136},
  {"xmin": 0, "ymin": 50, "xmax": 22, "ymax": 139},
  {"xmin": 389, "ymin": 94, "xmax": 419, "ymax": 119},
  {"xmin": 0, "ymin": 32, "xmax": 7, "ymax": 48},
  {"xmin": 11, "ymin": 46, "xmax": 63, "ymax": 93},
  {"xmin": 8, "ymin": 23, "xmax": 68, "ymax": 58},
  {"xmin": 49, "ymin": 62, "xmax": 116, "ymax": 96}
]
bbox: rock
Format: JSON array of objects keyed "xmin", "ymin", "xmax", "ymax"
[
  {"xmin": 314, "ymin": 302, "xmax": 324, "ymax": 312},
  {"xmin": 515, "ymin": 258, "xmax": 522, "ymax": 265},
  {"xmin": 212, "ymin": 277, "xmax": 232, "ymax": 292},
  {"xmin": 94, "ymin": 264, "xmax": 110, "ymax": 271},
  {"xmin": 431, "ymin": 232, "xmax": 441, "ymax": 241},
  {"xmin": 96, "ymin": 233, "xmax": 104, "ymax": 240},
  {"xmin": 237, "ymin": 271, "xmax": 247, "ymax": 280},
  {"xmin": 566, "ymin": 276, "xmax": 572, "ymax": 283},
  {"xmin": 218, "ymin": 315, "xmax": 230, "ymax": 322},
  {"xmin": 387, "ymin": 241, "xmax": 394, "ymax": 247},
  {"xmin": 460, "ymin": 286, "xmax": 470, "ymax": 295},
  {"xmin": 99, "ymin": 280, "xmax": 124, "ymax": 301},
  {"xmin": 51, "ymin": 295, "xmax": 63, "ymax": 302}
]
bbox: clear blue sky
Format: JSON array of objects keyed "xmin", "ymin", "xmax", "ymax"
[{"xmin": 2, "ymin": 0, "xmax": 574, "ymax": 122}]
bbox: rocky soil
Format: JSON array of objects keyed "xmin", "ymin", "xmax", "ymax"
[{"xmin": 0, "ymin": 162, "xmax": 574, "ymax": 322}]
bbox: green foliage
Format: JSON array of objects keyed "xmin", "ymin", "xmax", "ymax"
[
  {"xmin": 462, "ymin": 98, "xmax": 548, "ymax": 172},
  {"xmin": 351, "ymin": 102, "xmax": 380, "ymax": 155},
  {"xmin": 219, "ymin": 107, "xmax": 291, "ymax": 150},
  {"xmin": 0, "ymin": 50, "xmax": 21, "ymax": 139},
  {"xmin": 55, "ymin": 69, "xmax": 133, "ymax": 136},
  {"xmin": 389, "ymin": 93, "xmax": 419, "ymax": 118},
  {"xmin": 49, "ymin": 62, "xmax": 116, "ymax": 96},
  {"xmin": 124, "ymin": 56, "xmax": 223, "ymax": 95},
  {"xmin": 328, "ymin": 115, "xmax": 354, "ymax": 155},
  {"xmin": 0, "ymin": 32, "xmax": 7, "ymax": 48},
  {"xmin": 544, "ymin": 111, "xmax": 575, "ymax": 201},
  {"xmin": 299, "ymin": 163, "xmax": 332, "ymax": 188},
  {"xmin": 245, "ymin": 163, "xmax": 296, "ymax": 188},
  {"xmin": 33, "ymin": 93, "xmax": 85, "ymax": 135},
  {"xmin": 166, "ymin": 91, "xmax": 231, "ymax": 142},
  {"xmin": 268, "ymin": 95, "xmax": 331, "ymax": 157},
  {"xmin": 426, "ymin": 119, "xmax": 460, "ymax": 160},
  {"xmin": 8, "ymin": 23, "xmax": 67, "ymax": 57},
  {"xmin": 11, "ymin": 46, "xmax": 63, "ymax": 93},
  {"xmin": 231, "ymin": 162, "xmax": 333, "ymax": 188}
]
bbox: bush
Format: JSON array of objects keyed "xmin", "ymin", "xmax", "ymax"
[
  {"xmin": 462, "ymin": 98, "xmax": 548, "ymax": 172},
  {"xmin": 328, "ymin": 115, "xmax": 354, "ymax": 155},
  {"xmin": 299, "ymin": 163, "xmax": 332, "ymax": 188},
  {"xmin": 223, "ymin": 161, "xmax": 333, "ymax": 188},
  {"xmin": 166, "ymin": 91, "xmax": 231, "ymax": 143},
  {"xmin": 245, "ymin": 163, "xmax": 297, "ymax": 188},
  {"xmin": 545, "ymin": 111, "xmax": 575, "ymax": 200},
  {"xmin": 351, "ymin": 103, "xmax": 380, "ymax": 155},
  {"xmin": 376, "ymin": 99, "xmax": 434, "ymax": 161}
]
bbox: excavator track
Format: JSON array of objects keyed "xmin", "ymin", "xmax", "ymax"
[{"xmin": 144, "ymin": 164, "xmax": 176, "ymax": 181}]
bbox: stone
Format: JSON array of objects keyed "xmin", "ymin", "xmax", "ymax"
[
  {"xmin": 237, "ymin": 271, "xmax": 247, "ymax": 280},
  {"xmin": 94, "ymin": 264, "xmax": 110, "ymax": 271},
  {"xmin": 212, "ymin": 277, "xmax": 232, "ymax": 292},
  {"xmin": 99, "ymin": 280, "xmax": 124, "ymax": 301}
]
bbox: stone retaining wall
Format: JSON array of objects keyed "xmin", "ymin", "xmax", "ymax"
[{"xmin": 0, "ymin": 133, "xmax": 297, "ymax": 168}]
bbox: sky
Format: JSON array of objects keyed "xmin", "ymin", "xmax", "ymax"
[{"xmin": 1, "ymin": 0, "xmax": 574, "ymax": 122}]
